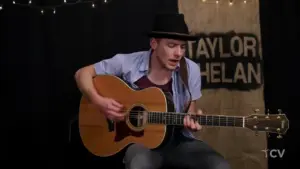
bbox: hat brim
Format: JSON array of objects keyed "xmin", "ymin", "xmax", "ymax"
[{"xmin": 147, "ymin": 31, "xmax": 198, "ymax": 41}]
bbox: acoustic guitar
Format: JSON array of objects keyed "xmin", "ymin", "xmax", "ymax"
[{"xmin": 78, "ymin": 75, "xmax": 289, "ymax": 157}]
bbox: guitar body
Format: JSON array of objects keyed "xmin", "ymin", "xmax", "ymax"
[{"xmin": 79, "ymin": 75, "xmax": 175, "ymax": 157}]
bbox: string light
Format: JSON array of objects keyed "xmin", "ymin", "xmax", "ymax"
[
  {"xmin": 0, "ymin": 0, "xmax": 253, "ymax": 13},
  {"xmin": 0, "ymin": 0, "xmax": 111, "ymax": 14},
  {"xmin": 199, "ymin": 0, "xmax": 252, "ymax": 5}
]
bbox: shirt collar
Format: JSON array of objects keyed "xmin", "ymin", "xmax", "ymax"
[{"xmin": 139, "ymin": 49, "xmax": 180, "ymax": 72}]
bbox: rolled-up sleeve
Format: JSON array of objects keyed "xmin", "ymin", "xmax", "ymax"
[{"xmin": 94, "ymin": 54, "xmax": 124, "ymax": 76}]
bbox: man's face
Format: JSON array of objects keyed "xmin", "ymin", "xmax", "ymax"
[{"xmin": 151, "ymin": 38, "xmax": 187, "ymax": 71}]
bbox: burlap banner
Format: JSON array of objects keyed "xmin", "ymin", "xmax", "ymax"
[{"xmin": 178, "ymin": 0, "xmax": 267, "ymax": 169}]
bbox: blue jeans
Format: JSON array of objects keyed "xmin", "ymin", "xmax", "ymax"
[{"xmin": 123, "ymin": 131, "xmax": 231, "ymax": 169}]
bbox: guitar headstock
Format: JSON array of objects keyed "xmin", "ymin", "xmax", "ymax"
[{"xmin": 245, "ymin": 109, "xmax": 289, "ymax": 138}]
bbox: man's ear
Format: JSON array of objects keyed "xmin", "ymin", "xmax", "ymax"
[{"xmin": 150, "ymin": 38, "xmax": 159, "ymax": 50}]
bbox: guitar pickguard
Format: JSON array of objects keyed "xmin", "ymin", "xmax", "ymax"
[{"xmin": 114, "ymin": 121, "xmax": 144, "ymax": 142}]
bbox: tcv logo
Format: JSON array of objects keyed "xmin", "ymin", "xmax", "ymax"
[{"xmin": 261, "ymin": 149, "xmax": 285, "ymax": 158}]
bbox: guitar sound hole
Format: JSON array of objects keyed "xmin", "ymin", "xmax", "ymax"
[{"xmin": 129, "ymin": 106, "xmax": 146, "ymax": 128}]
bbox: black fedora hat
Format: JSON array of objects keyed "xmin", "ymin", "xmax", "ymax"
[{"xmin": 147, "ymin": 13, "xmax": 198, "ymax": 41}]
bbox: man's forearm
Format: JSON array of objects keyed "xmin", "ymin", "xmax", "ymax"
[{"xmin": 75, "ymin": 68, "xmax": 103, "ymax": 103}]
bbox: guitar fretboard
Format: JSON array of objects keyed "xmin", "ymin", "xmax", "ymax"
[{"xmin": 146, "ymin": 112, "xmax": 244, "ymax": 127}]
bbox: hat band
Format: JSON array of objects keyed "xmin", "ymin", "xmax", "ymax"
[{"xmin": 150, "ymin": 31, "xmax": 193, "ymax": 36}]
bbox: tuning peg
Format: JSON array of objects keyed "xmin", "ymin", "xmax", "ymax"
[
  {"xmin": 278, "ymin": 109, "xmax": 282, "ymax": 114},
  {"xmin": 277, "ymin": 134, "xmax": 282, "ymax": 139},
  {"xmin": 254, "ymin": 109, "xmax": 260, "ymax": 113}
]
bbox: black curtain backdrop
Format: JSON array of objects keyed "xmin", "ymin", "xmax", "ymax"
[
  {"xmin": 259, "ymin": 1, "xmax": 298, "ymax": 169},
  {"xmin": 0, "ymin": 0, "xmax": 297, "ymax": 168}
]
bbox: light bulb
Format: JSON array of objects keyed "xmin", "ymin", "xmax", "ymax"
[
  {"xmin": 92, "ymin": 3, "xmax": 95, "ymax": 8},
  {"xmin": 102, "ymin": 0, "xmax": 112, "ymax": 4},
  {"xmin": 216, "ymin": 0, "xmax": 219, "ymax": 4},
  {"xmin": 29, "ymin": 0, "xmax": 32, "ymax": 4}
]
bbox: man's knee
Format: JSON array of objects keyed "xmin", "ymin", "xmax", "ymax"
[
  {"xmin": 182, "ymin": 153, "xmax": 231, "ymax": 169},
  {"xmin": 124, "ymin": 144, "xmax": 162, "ymax": 169},
  {"xmin": 125, "ymin": 152, "xmax": 162, "ymax": 169},
  {"xmin": 204, "ymin": 155, "xmax": 231, "ymax": 169}
]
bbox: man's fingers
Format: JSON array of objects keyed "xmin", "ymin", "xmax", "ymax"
[
  {"xmin": 107, "ymin": 111, "xmax": 125, "ymax": 122},
  {"xmin": 183, "ymin": 114, "xmax": 202, "ymax": 131},
  {"xmin": 196, "ymin": 109, "xmax": 203, "ymax": 131},
  {"xmin": 183, "ymin": 116, "xmax": 188, "ymax": 127},
  {"xmin": 115, "ymin": 115, "xmax": 125, "ymax": 121},
  {"xmin": 107, "ymin": 103, "xmax": 122, "ymax": 112},
  {"xmin": 197, "ymin": 109, "xmax": 203, "ymax": 115},
  {"xmin": 106, "ymin": 114, "xmax": 114, "ymax": 121},
  {"xmin": 112, "ymin": 100, "xmax": 123, "ymax": 108},
  {"xmin": 106, "ymin": 114, "xmax": 124, "ymax": 122},
  {"xmin": 107, "ymin": 110, "xmax": 124, "ymax": 117},
  {"xmin": 195, "ymin": 122, "xmax": 201, "ymax": 130},
  {"xmin": 190, "ymin": 119, "xmax": 196, "ymax": 130},
  {"xmin": 186, "ymin": 115, "xmax": 191, "ymax": 127}
]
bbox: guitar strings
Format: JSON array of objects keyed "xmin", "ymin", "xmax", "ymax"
[
  {"xmin": 98, "ymin": 110, "xmax": 244, "ymax": 123},
  {"xmin": 127, "ymin": 117, "xmax": 243, "ymax": 124},
  {"xmin": 103, "ymin": 110, "xmax": 245, "ymax": 118},
  {"xmin": 127, "ymin": 116, "xmax": 243, "ymax": 124}
]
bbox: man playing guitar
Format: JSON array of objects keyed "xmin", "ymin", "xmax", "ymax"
[{"xmin": 75, "ymin": 13, "xmax": 231, "ymax": 169}]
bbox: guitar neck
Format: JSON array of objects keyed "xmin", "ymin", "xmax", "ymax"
[{"xmin": 147, "ymin": 112, "xmax": 245, "ymax": 127}]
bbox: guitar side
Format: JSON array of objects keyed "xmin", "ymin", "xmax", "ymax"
[{"xmin": 78, "ymin": 75, "xmax": 169, "ymax": 157}]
